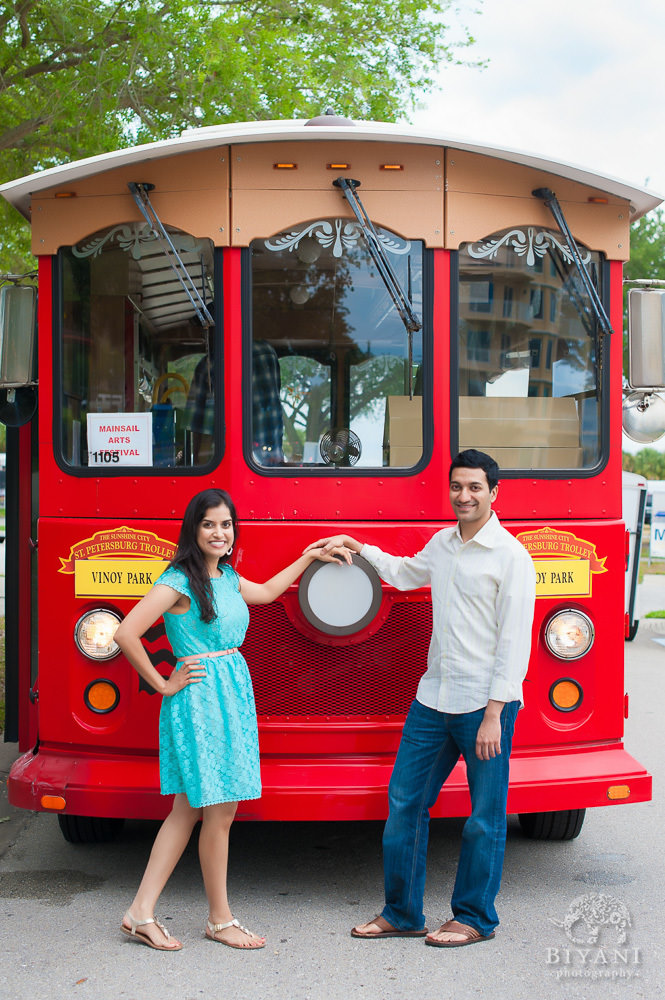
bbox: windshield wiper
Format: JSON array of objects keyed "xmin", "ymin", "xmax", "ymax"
[
  {"xmin": 532, "ymin": 187, "xmax": 613, "ymax": 337},
  {"xmin": 333, "ymin": 177, "xmax": 421, "ymax": 397},
  {"xmin": 128, "ymin": 182, "xmax": 214, "ymax": 328}
]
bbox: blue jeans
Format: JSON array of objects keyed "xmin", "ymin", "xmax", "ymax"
[{"xmin": 381, "ymin": 698, "xmax": 519, "ymax": 937}]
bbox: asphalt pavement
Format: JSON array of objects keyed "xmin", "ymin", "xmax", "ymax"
[
  {"xmin": 634, "ymin": 570, "xmax": 665, "ymax": 621},
  {"xmin": 0, "ymin": 739, "xmax": 27, "ymax": 856}
]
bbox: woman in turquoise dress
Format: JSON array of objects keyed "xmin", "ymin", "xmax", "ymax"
[{"xmin": 114, "ymin": 488, "xmax": 343, "ymax": 952}]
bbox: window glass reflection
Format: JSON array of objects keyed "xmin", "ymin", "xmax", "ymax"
[
  {"xmin": 59, "ymin": 223, "xmax": 216, "ymax": 469},
  {"xmin": 250, "ymin": 219, "xmax": 424, "ymax": 469},
  {"xmin": 458, "ymin": 227, "xmax": 604, "ymax": 469}
]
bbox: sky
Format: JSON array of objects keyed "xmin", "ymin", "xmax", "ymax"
[
  {"xmin": 412, "ymin": 0, "xmax": 665, "ymax": 454},
  {"xmin": 412, "ymin": 0, "xmax": 665, "ymax": 199}
]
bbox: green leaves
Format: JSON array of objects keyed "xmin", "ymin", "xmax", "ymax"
[
  {"xmin": 626, "ymin": 209, "xmax": 665, "ymax": 287},
  {"xmin": 0, "ymin": 0, "xmax": 478, "ymax": 274},
  {"xmin": 623, "ymin": 447, "xmax": 665, "ymax": 479}
]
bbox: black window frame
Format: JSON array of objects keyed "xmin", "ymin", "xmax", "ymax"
[
  {"xmin": 241, "ymin": 244, "xmax": 434, "ymax": 478},
  {"xmin": 52, "ymin": 244, "xmax": 225, "ymax": 478},
  {"xmin": 450, "ymin": 249, "xmax": 611, "ymax": 480}
]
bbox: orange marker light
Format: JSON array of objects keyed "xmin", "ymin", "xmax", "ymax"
[
  {"xmin": 41, "ymin": 795, "xmax": 66, "ymax": 810},
  {"xmin": 85, "ymin": 679, "xmax": 120, "ymax": 714},
  {"xmin": 550, "ymin": 679, "xmax": 583, "ymax": 711}
]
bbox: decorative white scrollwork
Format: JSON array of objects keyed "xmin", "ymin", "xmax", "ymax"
[
  {"xmin": 72, "ymin": 223, "xmax": 205, "ymax": 260},
  {"xmin": 264, "ymin": 219, "xmax": 411, "ymax": 258},
  {"xmin": 466, "ymin": 227, "xmax": 590, "ymax": 268}
]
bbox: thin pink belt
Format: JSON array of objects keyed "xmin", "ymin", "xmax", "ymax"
[{"xmin": 177, "ymin": 648, "xmax": 238, "ymax": 662}]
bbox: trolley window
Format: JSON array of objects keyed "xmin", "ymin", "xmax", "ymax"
[
  {"xmin": 457, "ymin": 227, "xmax": 606, "ymax": 471},
  {"xmin": 249, "ymin": 219, "xmax": 425, "ymax": 469},
  {"xmin": 57, "ymin": 223, "xmax": 217, "ymax": 470}
]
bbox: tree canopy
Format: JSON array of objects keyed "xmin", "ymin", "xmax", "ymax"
[
  {"xmin": 623, "ymin": 447, "xmax": 665, "ymax": 479},
  {"xmin": 620, "ymin": 206, "xmax": 665, "ymax": 372},
  {"xmin": 0, "ymin": 0, "xmax": 479, "ymax": 274},
  {"xmin": 625, "ymin": 208, "xmax": 665, "ymax": 287}
]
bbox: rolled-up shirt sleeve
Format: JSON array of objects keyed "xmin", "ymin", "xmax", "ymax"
[
  {"xmin": 360, "ymin": 542, "xmax": 432, "ymax": 591},
  {"xmin": 488, "ymin": 546, "xmax": 536, "ymax": 705}
]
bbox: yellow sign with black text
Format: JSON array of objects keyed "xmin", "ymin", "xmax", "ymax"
[
  {"xmin": 74, "ymin": 559, "xmax": 170, "ymax": 598},
  {"xmin": 60, "ymin": 526, "xmax": 177, "ymax": 598},
  {"xmin": 516, "ymin": 526, "xmax": 607, "ymax": 598},
  {"xmin": 531, "ymin": 558, "xmax": 591, "ymax": 598}
]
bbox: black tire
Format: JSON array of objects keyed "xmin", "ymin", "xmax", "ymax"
[
  {"xmin": 517, "ymin": 809, "xmax": 585, "ymax": 841},
  {"xmin": 57, "ymin": 814, "xmax": 125, "ymax": 844}
]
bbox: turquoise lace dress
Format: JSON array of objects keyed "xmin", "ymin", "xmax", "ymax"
[{"xmin": 156, "ymin": 565, "xmax": 261, "ymax": 808}]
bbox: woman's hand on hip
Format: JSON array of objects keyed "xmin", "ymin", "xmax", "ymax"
[{"xmin": 163, "ymin": 657, "xmax": 206, "ymax": 696}]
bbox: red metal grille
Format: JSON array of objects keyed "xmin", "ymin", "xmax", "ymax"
[{"xmin": 244, "ymin": 601, "xmax": 432, "ymax": 716}]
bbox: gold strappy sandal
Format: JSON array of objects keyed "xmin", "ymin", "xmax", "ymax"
[
  {"xmin": 205, "ymin": 917, "xmax": 266, "ymax": 950},
  {"xmin": 121, "ymin": 911, "xmax": 182, "ymax": 951}
]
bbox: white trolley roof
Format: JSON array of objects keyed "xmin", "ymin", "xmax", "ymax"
[{"xmin": 1, "ymin": 118, "xmax": 662, "ymax": 221}]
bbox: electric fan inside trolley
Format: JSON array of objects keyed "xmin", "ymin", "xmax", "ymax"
[{"xmin": 319, "ymin": 428, "xmax": 362, "ymax": 466}]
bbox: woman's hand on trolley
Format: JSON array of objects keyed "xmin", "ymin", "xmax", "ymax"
[
  {"xmin": 303, "ymin": 535, "xmax": 362, "ymax": 561},
  {"xmin": 238, "ymin": 543, "xmax": 350, "ymax": 606},
  {"xmin": 308, "ymin": 542, "xmax": 354, "ymax": 565}
]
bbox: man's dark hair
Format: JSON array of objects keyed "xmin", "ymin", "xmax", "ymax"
[{"xmin": 449, "ymin": 449, "xmax": 499, "ymax": 491}]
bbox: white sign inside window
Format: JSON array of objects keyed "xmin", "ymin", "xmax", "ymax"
[{"xmin": 87, "ymin": 412, "xmax": 153, "ymax": 467}]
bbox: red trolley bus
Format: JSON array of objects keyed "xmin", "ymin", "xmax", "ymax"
[{"xmin": 1, "ymin": 115, "xmax": 659, "ymax": 842}]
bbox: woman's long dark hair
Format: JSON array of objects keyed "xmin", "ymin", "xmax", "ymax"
[{"xmin": 170, "ymin": 488, "xmax": 239, "ymax": 623}]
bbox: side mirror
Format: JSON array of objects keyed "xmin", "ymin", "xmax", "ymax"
[
  {"xmin": 622, "ymin": 390, "xmax": 665, "ymax": 443},
  {"xmin": 0, "ymin": 284, "xmax": 37, "ymax": 387},
  {"xmin": 627, "ymin": 287, "xmax": 665, "ymax": 390}
]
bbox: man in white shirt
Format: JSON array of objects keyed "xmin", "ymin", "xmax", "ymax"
[{"xmin": 313, "ymin": 449, "xmax": 536, "ymax": 947}]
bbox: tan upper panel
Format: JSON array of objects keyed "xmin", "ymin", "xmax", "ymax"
[
  {"xmin": 27, "ymin": 137, "xmax": 632, "ymax": 258},
  {"xmin": 30, "ymin": 148, "xmax": 230, "ymax": 254},
  {"xmin": 232, "ymin": 140, "xmax": 443, "ymax": 190},
  {"xmin": 446, "ymin": 150, "xmax": 631, "ymax": 259},
  {"xmin": 230, "ymin": 140, "xmax": 445, "ymax": 246},
  {"xmin": 231, "ymin": 188, "xmax": 444, "ymax": 247},
  {"xmin": 3, "ymin": 120, "xmax": 659, "ymax": 223}
]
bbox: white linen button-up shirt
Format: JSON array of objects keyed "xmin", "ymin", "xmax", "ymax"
[{"xmin": 361, "ymin": 512, "xmax": 536, "ymax": 714}]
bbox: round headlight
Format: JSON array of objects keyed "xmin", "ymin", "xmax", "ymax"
[
  {"xmin": 544, "ymin": 609, "xmax": 594, "ymax": 660},
  {"xmin": 298, "ymin": 553, "xmax": 382, "ymax": 636},
  {"xmin": 74, "ymin": 609, "xmax": 122, "ymax": 660}
]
